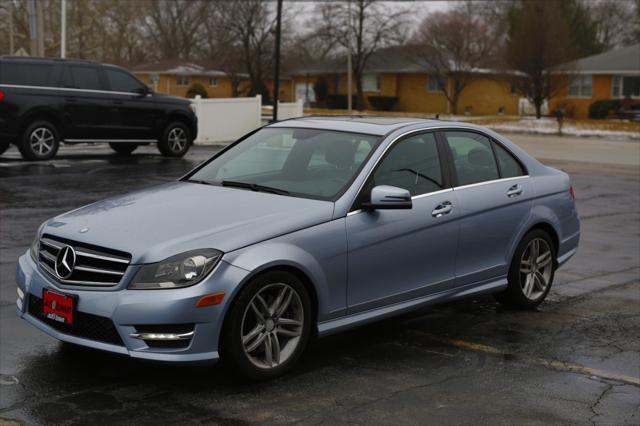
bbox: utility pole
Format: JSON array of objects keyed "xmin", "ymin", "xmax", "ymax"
[
  {"xmin": 347, "ymin": 0, "xmax": 352, "ymax": 114},
  {"xmin": 8, "ymin": 2, "xmax": 14, "ymax": 55},
  {"xmin": 36, "ymin": 0, "xmax": 45, "ymax": 56},
  {"xmin": 61, "ymin": 0, "xmax": 67, "ymax": 58},
  {"xmin": 271, "ymin": 0, "xmax": 283, "ymax": 122},
  {"xmin": 27, "ymin": 0, "xmax": 37, "ymax": 56}
]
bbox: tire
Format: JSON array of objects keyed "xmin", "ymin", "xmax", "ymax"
[
  {"xmin": 222, "ymin": 270, "xmax": 312, "ymax": 380},
  {"xmin": 109, "ymin": 142, "xmax": 139, "ymax": 155},
  {"xmin": 18, "ymin": 120, "xmax": 60, "ymax": 161},
  {"xmin": 0, "ymin": 138, "xmax": 10, "ymax": 156},
  {"xmin": 158, "ymin": 121, "xmax": 191, "ymax": 157},
  {"xmin": 495, "ymin": 229, "xmax": 556, "ymax": 309}
]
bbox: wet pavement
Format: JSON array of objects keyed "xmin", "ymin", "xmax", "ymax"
[{"xmin": 0, "ymin": 142, "xmax": 638, "ymax": 425}]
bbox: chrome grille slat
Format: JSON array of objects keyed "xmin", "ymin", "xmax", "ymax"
[
  {"xmin": 75, "ymin": 249, "xmax": 129, "ymax": 264},
  {"xmin": 38, "ymin": 235, "xmax": 131, "ymax": 287},
  {"xmin": 74, "ymin": 265, "xmax": 125, "ymax": 276}
]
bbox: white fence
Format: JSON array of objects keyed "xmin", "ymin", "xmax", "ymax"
[
  {"xmin": 191, "ymin": 96, "xmax": 305, "ymax": 144},
  {"xmin": 192, "ymin": 95, "xmax": 262, "ymax": 143}
]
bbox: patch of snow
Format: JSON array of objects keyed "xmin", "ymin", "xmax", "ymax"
[{"xmin": 485, "ymin": 117, "xmax": 640, "ymax": 140}]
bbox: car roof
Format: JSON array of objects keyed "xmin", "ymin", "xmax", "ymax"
[
  {"xmin": 268, "ymin": 116, "xmax": 446, "ymax": 136},
  {"xmin": 0, "ymin": 56, "xmax": 98, "ymax": 66}
]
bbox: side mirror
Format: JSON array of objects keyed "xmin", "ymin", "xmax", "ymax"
[
  {"xmin": 133, "ymin": 86, "xmax": 151, "ymax": 96},
  {"xmin": 363, "ymin": 185, "xmax": 412, "ymax": 210}
]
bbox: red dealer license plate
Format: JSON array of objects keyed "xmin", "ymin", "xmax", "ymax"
[{"xmin": 43, "ymin": 289, "xmax": 75, "ymax": 325}]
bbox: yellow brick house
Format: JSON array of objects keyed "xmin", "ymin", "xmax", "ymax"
[
  {"xmin": 290, "ymin": 46, "xmax": 520, "ymax": 116},
  {"xmin": 132, "ymin": 59, "xmax": 249, "ymax": 98}
]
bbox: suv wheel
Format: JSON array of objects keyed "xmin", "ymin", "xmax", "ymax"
[
  {"xmin": 158, "ymin": 122, "xmax": 191, "ymax": 157},
  {"xmin": 495, "ymin": 229, "xmax": 556, "ymax": 309},
  {"xmin": 19, "ymin": 121, "xmax": 60, "ymax": 161},
  {"xmin": 109, "ymin": 143, "xmax": 139, "ymax": 156},
  {"xmin": 222, "ymin": 270, "xmax": 312, "ymax": 380},
  {"xmin": 0, "ymin": 138, "xmax": 10, "ymax": 156}
]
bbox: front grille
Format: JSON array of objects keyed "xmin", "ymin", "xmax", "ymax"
[
  {"xmin": 38, "ymin": 234, "xmax": 131, "ymax": 287},
  {"xmin": 28, "ymin": 294, "xmax": 124, "ymax": 346}
]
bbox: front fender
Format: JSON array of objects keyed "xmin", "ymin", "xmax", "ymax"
[{"xmin": 223, "ymin": 219, "xmax": 348, "ymax": 323}]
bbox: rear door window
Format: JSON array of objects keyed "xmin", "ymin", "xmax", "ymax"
[
  {"xmin": 67, "ymin": 65, "xmax": 102, "ymax": 90},
  {"xmin": 0, "ymin": 62, "xmax": 54, "ymax": 86},
  {"xmin": 444, "ymin": 131, "xmax": 499, "ymax": 186}
]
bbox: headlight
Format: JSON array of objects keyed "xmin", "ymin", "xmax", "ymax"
[
  {"xmin": 128, "ymin": 249, "xmax": 222, "ymax": 290},
  {"xmin": 30, "ymin": 221, "xmax": 47, "ymax": 262}
]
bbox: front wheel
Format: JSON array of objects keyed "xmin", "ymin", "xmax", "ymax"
[
  {"xmin": 158, "ymin": 122, "xmax": 191, "ymax": 157},
  {"xmin": 18, "ymin": 121, "xmax": 60, "ymax": 161},
  {"xmin": 222, "ymin": 271, "xmax": 312, "ymax": 380},
  {"xmin": 0, "ymin": 138, "xmax": 10, "ymax": 156},
  {"xmin": 109, "ymin": 142, "xmax": 139, "ymax": 155},
  {"xmin": 495, "ymin": 229, "xmax": 556, "ymax": 309}
]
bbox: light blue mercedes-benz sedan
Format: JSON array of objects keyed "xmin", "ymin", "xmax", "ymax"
[{"xmin": 16, "ymin": 117, "xmax": 580, "ymax": 379}]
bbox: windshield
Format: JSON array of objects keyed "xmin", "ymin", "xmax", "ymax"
[{"xmin": 187, "ymin": 127, "xmax": 381, "ymax": 200}]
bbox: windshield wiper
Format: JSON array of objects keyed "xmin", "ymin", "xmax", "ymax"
[
  {"xmin": 187, "ymin": 179, "xmax": 217, "ymax": 186},
  {"xmin": 221, "ymin": 180, "xmax": 290, "ymax": 196}
]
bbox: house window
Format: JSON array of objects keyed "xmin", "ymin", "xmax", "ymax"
[
  {"xmin": 362, "ymin": 74, "xmax": 380, "ymax": 92},
  {"xmin": 209, "ymin": 76, "xmax": 218, "ymax": 87},
  {"xmin": 612, "ymin": 75, "xmax": 622, "ymax": 97},
  {"xmin": 622, "ymin": 76, "xmax": 640, "ymax": 98},
  {"xmin": 568, "ymin": 75, "xmax": 592, "ymax": 97},
  {"xmin": 176, "ymin": 75, "xmax": 190, "ymax": 86},
  {"xmin": 427, "ymin": 75, "xmax": 446, "ymax": 92}
]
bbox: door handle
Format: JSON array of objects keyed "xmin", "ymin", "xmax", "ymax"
[
  {"xmin": 432, "ymin": 201, "xmax": 453, "ymax": 218},
  {"xmin": 64, "ymin": 97, "xmax": 78, "ymax": 102},
  {"xmin": 507, "ymin": 184, "xmax": 523, "ymax": 198},
  {"xmin": 113, "ymin": 100, "xmax": 124, "ymax": 105}
]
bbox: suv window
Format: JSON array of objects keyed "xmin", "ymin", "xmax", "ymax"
[
  {"xmin": 373, "ymin": 133, "xmax": 444, "ymax": 196},
  {"xmin": 66, "ymin": 65, "xmax": 102, "ymax": 90},
  {"xmin": 493, "ymin": 142, "xmax": 525, "ymax": 178},
  {"xmin": 105, "ymin": 68, "xmax": 144, "ymax": 92},
  {"xmin": 445, "ymin": 131, "xmax": 499, "ymax": 186},
  {"xmin": 0, "ymin": 62, "xmax": 54, "ymax": 86}
]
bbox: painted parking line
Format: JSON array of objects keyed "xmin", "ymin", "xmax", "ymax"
[{"xmin": 410, "ymin": 330, "xmax": 640, "ymax": 386}]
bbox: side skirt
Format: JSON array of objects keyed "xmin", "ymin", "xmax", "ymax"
[{"xmin": 316, "ymin": 277, "xmax": 507, "ymax": 337}]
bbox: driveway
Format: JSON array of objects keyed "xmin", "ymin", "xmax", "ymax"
[{"xmin": 0, "ymin": 137, "xmax": 638, "ymax": 425}]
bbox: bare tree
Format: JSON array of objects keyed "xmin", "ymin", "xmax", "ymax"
[
  {"xmin": 209, "ymin": 0, "xmax": 284, "ymax": 102},
  {"xmin": 144, "ymin": 0, "xmax": 210, "ymax": 60},
  {"xmin": 506, "ymin": 0, "xmax": 575, "ymax": 118},
  {"xmin": 410, "ymin": 1, "xmax": 499, "ymax": 115},
  {"xmin": 587, "ymin": 0, "xmax": 640, "ymax": 49},
  {"xmin": 312, "ymin": 0, "xmax": 408, "ymax": 110}
]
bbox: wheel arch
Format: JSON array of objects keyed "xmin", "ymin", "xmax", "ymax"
[
  {"xmin": 161, "ymin": 110, "xmax": 196, "ymax": 141},
  {"xmin": 19, "ymin": 108, "xmax": 62, "ymax": 138}
]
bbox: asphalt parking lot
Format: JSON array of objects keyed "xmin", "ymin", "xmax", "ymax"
[{"xmin": 1, "ymin": 137, "xmax": 639, "ymax": 425}]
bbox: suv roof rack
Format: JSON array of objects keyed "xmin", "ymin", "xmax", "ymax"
[{"xmin": 0, "ymin": 56, "xmax": 97, "ymax": 65}]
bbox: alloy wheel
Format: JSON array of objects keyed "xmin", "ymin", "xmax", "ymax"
[
  {"xmin": 519, "ymin": 238, "xmax": 553, "ymax": 300},
  {"xmin": 29, "ymin": 127, "xmax": 55, "ymax": 156},
  {"xmin": 167, "ymin": 127, "xmax": 187, "ymax": 153},
  {"xmin": 241, "ymin": 283, "xmax": 304, "ymax": 369}
]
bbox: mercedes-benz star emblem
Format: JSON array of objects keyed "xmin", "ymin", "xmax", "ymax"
[{"xmin": 55, "ymin": 245, "xmax": 76, "ymax": 280}]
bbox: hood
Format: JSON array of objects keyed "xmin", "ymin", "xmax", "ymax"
[
  {"xmin": 45, "ymin": 182, "xmax": 334, "ymax": 263},
  {"xmin": 152, "ymin": 92, "xmax": 191, "ymax": 105}
]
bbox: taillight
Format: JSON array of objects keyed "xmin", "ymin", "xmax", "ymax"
[
  {"xmin": 569, "ymin": 185, "xmax": 575, "ymax": 200},
  {"xmin": 0, "ymin": 89, "xmax": 4, "ymax": 102}
]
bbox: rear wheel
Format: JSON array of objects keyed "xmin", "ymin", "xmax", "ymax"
[
  {"xmin": 0, "ymin": 138, "xmax": 10, "ymax": 156},
  {"xmin": 222, "ymin": 270, "xmax": 312, "ymax": 380},
  {"xmin": 158, "ymin": 121, "xmax": 191, "ymax": 157},
  {"xmin": 18, "ymin": 121, "xmax": 60, "ymax": 161},
  {"xmin": 109, "ymin": 142, "xmax": 138, "ymax": 155},
  {"xmin": 495, "ymin": 229, "xmax": 556, "ymax": 309}
]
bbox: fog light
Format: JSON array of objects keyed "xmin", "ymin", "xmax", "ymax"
[
  {"xmin": 129, "ymin": 331, "xmax": 194, "ymax": 341},
  {"xmin": 17, "ymin": 287, "xmax": 24, "ymax": 300}
]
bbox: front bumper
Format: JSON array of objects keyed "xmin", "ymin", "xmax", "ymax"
[{"xmin": 15, "ymin": 252, "xmax": 250, "ymax": 363}]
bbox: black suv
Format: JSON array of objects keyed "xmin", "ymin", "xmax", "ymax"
[{"xmin": 0, "ymin": 56, "xmax": 197, "ymax": 160}]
